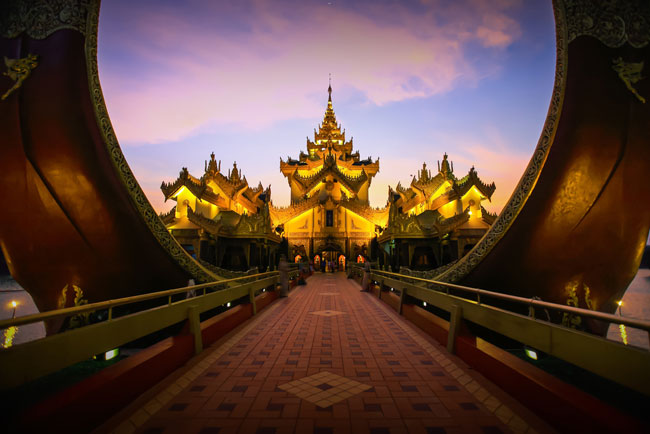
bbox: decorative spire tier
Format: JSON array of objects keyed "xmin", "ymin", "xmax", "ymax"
[{"xmin": 280, "ymin": 83, "xmax": 379, "ymax": 205}]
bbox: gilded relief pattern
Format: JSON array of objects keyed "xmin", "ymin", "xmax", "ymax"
[
  {"xmin": 1, "ymin": 54, "xmax": 38, "ymax": 100},
  {"xmin": 565, "ymin": 0, "xmax": 650, "ymax": 48},
  {"xmin": 612, "ymin": 57, "xmax": 646, "ymax": 103},
  {"xmin": 561, "ymin": 279, "xmax": 594, "ymax": 329},
  {"xmin": 57, "ymin": 284, "xmax": 90, "ymax": 329},
  {"xmin": 1, "ymin": 0, "xmax": 90, "ymax": 39}
]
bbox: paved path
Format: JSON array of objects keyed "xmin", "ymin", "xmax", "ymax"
[{"xmin": 112, "ymin": 273, "xmax": 549, "ymax": 434}]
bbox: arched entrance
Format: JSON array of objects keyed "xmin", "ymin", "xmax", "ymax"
[{"xmin": 315, "ymin": 239, "xmax": 344, "ymax": 271}]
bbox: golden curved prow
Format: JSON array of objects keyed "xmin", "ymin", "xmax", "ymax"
[
  {"xmin": 0, "ymin": 0, "xmax": 219, "ymax": 332},
  {"xmin": 435, "ymin": 0, "xmax": 650, "ymax": 324}
]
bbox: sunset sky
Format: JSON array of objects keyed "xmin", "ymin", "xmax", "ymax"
[{"xmin": 97, "ymin": 0, "xmax": 556, "ymax": 214}]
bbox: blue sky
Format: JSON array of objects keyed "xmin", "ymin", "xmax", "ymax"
[{"xmin": 97, "ymin": 0, "xmax": 556, "ymax": 213}]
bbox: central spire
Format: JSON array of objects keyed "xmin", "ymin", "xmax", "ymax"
[
  {"xmin": 322, "ymin": 80, "xmax": 338, "ymax": 132},
  {"xmin": 328, "ymin": 74, "xmax": 332, "ymax": 106}
]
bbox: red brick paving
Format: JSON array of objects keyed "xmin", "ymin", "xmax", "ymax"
[{"xmin": 128, "ymin": 273, "xmax": 542, "ymax": 434}]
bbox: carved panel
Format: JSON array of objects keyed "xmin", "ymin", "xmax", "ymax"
[
  {"xmin": 2, "ymin": 0, "xmax": 91, "ymax": 39},
  {"xmin": 566, "ymin": 0, "xmax": 649, "ymax": 48}
]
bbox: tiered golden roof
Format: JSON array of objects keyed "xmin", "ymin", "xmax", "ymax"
[
  {"xmin": 279, "ymin": 85, "xmax": 379, "ymax": 205},
  {"xmin": 160, "ymin": 82, "xmax": 497, "ymax": 271}
]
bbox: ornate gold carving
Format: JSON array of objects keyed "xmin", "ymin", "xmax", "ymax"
[
  {"xmin": 1, "ymin": 54, "xmax": 38, "ymax": 100},
  {"xmin": 82, "ymin": 0, "xmax": 218, "ymax": 282},
  {"xmin": 158, "ymin": 205, "xmax": 176, "ymax": 225},
  {"xmin": 612, "ymin": 57, "xmax": 646, "ymax": 103},
  {"xmin": 291, "ymin": 154, "xmax": 368, "ymax": 195},
  {"xmin": 339, "ymin": 197, "xmax": 389, "ymax": 227},
  {"xmin": 270, "ymin": 195, "xmax": 320, "ymax": 225},
  {"xmin": 1, "ymin": 0, "xmax": 90, "ymax": 39},
  {"xmin": 561, "ymin": 279, "xmax": 594, "ymax": 329},
  {"xmin": 565, "ymin": 0, "xmax": 650, "ymax": 48},
  {"xmin": 198, "ymin": 259, "xmax": 258, "ymax": 279},
  {"xmin": 58, "ymin": 284, "xmax": 90, "ymax": 329}
]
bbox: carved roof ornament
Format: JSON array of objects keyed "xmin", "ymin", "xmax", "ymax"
[
  {"xmin": 160, "ymin": 167, "xmax": 211, "ymax": 201},
  {"xmin": 566, "ymin": 0, "xmax": 649, "ymax": 48},
  {"xmin": 1, "ymin": 0, "xmax": 92, "ymax": 40},
  {"xmin": 204, "ymin": 152, "xmax": 221, "ymax": 175},
  {"xmin": 229, "ymin": 161, "xmax": 240, "ymax": 182},
  {"xmin": 454, "ymin": 166, "xmax": 496, "ymax": 198},
  {"xmin": 316, "ymin": 81, "xmax": 345, "ymax": 145},
  {"xmin": 438, "ymin": 153, "xmax": 454, "ymax": 179},
  {"xmin": 418, "ymin": 162, "xmax": 431, "ymax": 182}
]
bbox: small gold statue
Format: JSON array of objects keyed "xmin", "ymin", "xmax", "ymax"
[
  {"xmin": 1, "ymin": 53, "xmax": 39, "ymax": 101},
  {"xmin": 612, "ymin": 57, "xmax": 646, "ymax": 104}
]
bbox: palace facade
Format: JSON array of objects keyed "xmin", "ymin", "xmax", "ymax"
[{"xmin": 160, "ymin": 85, "xmax": 496, "ymax": 272}]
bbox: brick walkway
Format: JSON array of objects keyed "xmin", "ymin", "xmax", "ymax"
[{"xmin": 113, "ymin": 273, "xmax": 549, "ymax": 434}]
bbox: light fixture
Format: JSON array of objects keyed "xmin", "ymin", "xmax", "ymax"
[
  {"xmin": 227, "ymin": 302, "xmax": 231, "ymax": 307},
  {"xmin": 94, "ymin": 348, "xmax": 119, "ymax": 361},
  {"xmin": 423, "ymin": 302, "xmax": 427, "ymax": 307},
  {"xmin": 524, "ymin": 347, "xmax": 538, "ymax": 360}
]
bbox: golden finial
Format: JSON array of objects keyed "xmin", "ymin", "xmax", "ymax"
[
  {"xmin": 327, "ymin": 72, "xmax": 332, "ymax": 109},
  {"xmin": 328, "ymin": 73, "xmax": 332, "ymax": 102}
]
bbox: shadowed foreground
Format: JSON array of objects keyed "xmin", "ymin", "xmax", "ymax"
[{"xmin": 105, "ymin": 273, "xmax": 550, "ymax": 434}]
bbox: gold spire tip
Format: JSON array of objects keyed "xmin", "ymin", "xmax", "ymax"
[{"xmin": 328, "ymin": 74, "xmax": 332, "ymax": 100}]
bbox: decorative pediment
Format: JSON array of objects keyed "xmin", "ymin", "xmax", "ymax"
[
  {"xmin": 161, "ymin": 167, "xmax": 209, "ymax": 201},
  {"xmin": 339, "ymin": 197, "xmax": 389, "ymax": 227},
  {"xmin": 270, "ymin": 195, "xmax": 320, "ymax": 225},
  {"xmin": 454, "ymin": 166, "xmax": 496, "ymax": 199}
]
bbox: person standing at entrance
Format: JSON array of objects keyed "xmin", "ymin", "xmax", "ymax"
[
  {"xmin": 279, "ymin": 255, "xmax": 289, "ymax": 297},
  {"xmin": 361, "ymin": 259, "xmax": 371, "ymax": 291}
]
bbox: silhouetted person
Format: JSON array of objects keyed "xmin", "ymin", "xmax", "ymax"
[
  {"xmin": 279, "ymin": 255, "xmax": 289, "ymax": 297},
  {"xmin": 361, "ymin": 259, "xmax": 371, "ymax": 291}
]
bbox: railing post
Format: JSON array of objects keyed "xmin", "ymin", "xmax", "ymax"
[
  {"xmin": 447, "ymin": 304, "xmax": 463, "ymax": 354},
  {"xmin": 398, "ymin": 287, "xmax": 407, "ymax": 315},
  {"xmin": 249, "ymin": 286, "xmax": 257, "ymax": 315},
  {"xmin": 379, "ymin": 279, "xmax": 384, "ymax": 299},
  {"xmin": 187, "ymin": 304, "xmax": 203, "ymax": 355}
]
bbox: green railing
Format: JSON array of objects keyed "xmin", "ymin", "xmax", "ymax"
[
  {"xmin": 0, "ymin": 270, "xmax": 300, "ymax": 390},
  {"xmin": 350, "ymin": 264, "xmax": 650, "ymax": 396}
]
